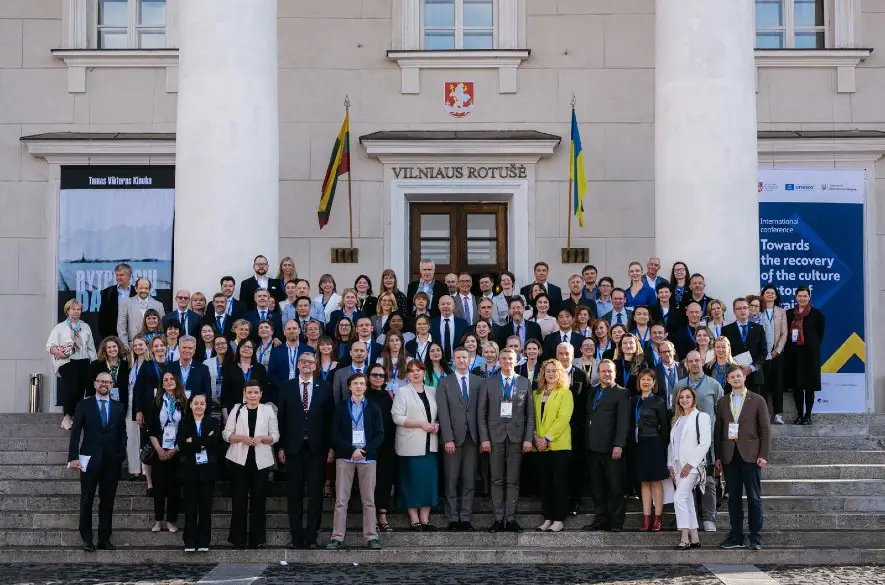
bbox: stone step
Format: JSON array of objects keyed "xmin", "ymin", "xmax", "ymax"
[
  {"xmin": 6, "ymin": 509, "xmax": 885, "ymax": 531},
  {"xmin": 0, "ymin": 545, "xmax": 882, "ymax": 565},
  {"xmin": 769, "ymin": 437, "xmax": 885, "ymax": 451},
  {"xmin": 768, "ymin": 450, "xmax": 885, "ymax": 465},
  {"xmin": 1, "ymin": 528, "xmax": 881, "ymax": 549}
]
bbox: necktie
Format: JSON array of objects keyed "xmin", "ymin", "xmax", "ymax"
[
  {"xmin": 463, "ymin": 297, "xmax": 471, "ymax": 322},
  {"xmin": 443, "ymin": 318, "xmax": 452, "ymax": 362},
  {"xmin": 261, "ymin": 311, "xmax": 267, "ymax": 321},
  {"xmin": 216, "ymin": 316, "xmax": 223, "ymax": 330},
  {"xmin": 740, "ymin": 324, "xmax": 748, "ymax": 343},
  {"xmin": 99, "ymin": 400, "xmax": 108, "ymax": 426},
  {"xmin": 563, "ymin": 333, "xmax": 568, "ymax": 343},
  {"xmin": 616, "ymin": 313, "xmax": 623, "ymax": 324},
  {"xmin": 460, "ymin": 376, "xmax": 469, "ymax": 403},
  {"xmin": 302, "ymin": 382, "xmax": 309, "ymax": 411}
]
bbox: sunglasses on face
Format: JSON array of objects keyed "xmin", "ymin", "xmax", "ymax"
[{"xmin": 370, "ymin": 373, "xmax": 386, "ymax": 378}]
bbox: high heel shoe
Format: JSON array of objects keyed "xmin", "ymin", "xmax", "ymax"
[
  {"xmin": 641, "ymin": 515, "xmax": 652, "ymax": 532},
  {"xmin": 652, "ymin": 515, "xmax": 662, "ymax": 532}
]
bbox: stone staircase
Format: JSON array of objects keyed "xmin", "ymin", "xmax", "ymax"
[{"xmin": 0, "ymin": 412, "xmax": 884, "ymax": 564}]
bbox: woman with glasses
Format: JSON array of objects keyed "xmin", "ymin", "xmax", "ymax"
[{"xmin": 366, "ymin": 363, "xmax": 397, "ymax": 533}]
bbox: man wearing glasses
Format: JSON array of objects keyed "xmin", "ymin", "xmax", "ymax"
[
  {"xmin": 163, "ymin": 290, "xmax": 201, "ymax": 337},
  {"xmin": 239, "ymin": 255, "xmax": 285, "ymax": 310}
]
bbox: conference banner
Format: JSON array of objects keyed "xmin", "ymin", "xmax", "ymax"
[
  {"xmin": 57, "ymin": 166, "xmax": 175, "ymax": 333},
  {"xmin": 758, "ymin": 169, "xmax": 866, "ymax": 413}
]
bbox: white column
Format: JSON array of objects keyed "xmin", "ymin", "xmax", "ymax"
[
  {"xmin": 174, "ymin": 0, "xmax": 279, "ymax": 294},
  {"xmin": 655, "ymin": 0, "xmax": 760, "ymax": 301}
]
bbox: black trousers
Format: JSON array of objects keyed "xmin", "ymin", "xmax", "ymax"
[
  {"xmin": 586, "ymin": 450, "xmax": 625, "ymax": 529},
  {"xmin": 59, "ymin": 359, "xmax": 91, "ymax": 416},
  {"xmin": 78, "ymin": 458, "xmax": 121, "ymax": 545},
  {"xmin": 229, "ymin": 462, "xmax": 268, "ymax": 547},
  {"xmin": 763, "ymin": 354, "xmax": 784, "ymax": 414},
  {"xmin": 374, "ymin": 449, "xmax": 396, "ymax": 511},
  {"xmin": 285, "ymin": 442, "xmax": 326, "ymax": 544},
  {"xmin": 182, "ymin": 478, "xmax": 214, "ymax": 548},
  {"xmin": 724, "ymin": 451, "xmax": 763, "ymax": 543},
  {"xmin": 793, "ymin": 388, "xmax": 817, "ymax": 417},
  {"xmin": 568, "ymin": 444, "xmax": 585, "ymax": 503},
  {"xmin": 539, "ymin": 450, "xmax": 570, "ymax": 522},
  {"xmin": 151, "ymin": 456, "xmax": 180, "ymax": 522}
]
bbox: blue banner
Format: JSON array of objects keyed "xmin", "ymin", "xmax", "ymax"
[{"xmin": 758, "ymin": 169, "xmax": 866, "ymax": 412}]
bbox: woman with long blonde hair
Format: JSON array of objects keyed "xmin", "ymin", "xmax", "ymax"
[{"xmin": 533, "ymin": 359, "xmax": 573, "ymax": 532}]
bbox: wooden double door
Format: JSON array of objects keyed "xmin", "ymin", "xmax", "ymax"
[{"xmin": 409, "ymin": 203, "xmax": 508, "ymax": 291}]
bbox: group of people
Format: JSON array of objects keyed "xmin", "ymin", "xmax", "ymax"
[{"xmin": 56, "ymin": 255, "xmax": 822, "ymax": 553}]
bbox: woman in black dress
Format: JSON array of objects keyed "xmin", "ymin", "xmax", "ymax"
[
  {"xmin": 632, "ymin": 369, "xmax": 670, "ymax": 532},
  {"xmin": 177, "ymin": 392, "xmax": 221, "ymax": 552},
  {"xmin": 220, "ymin": 339, "xmax": 269, "ymax": 422},
  {"xmin": 785, "ymin": 286, "xmax": 826, "ymax": 425},
  {"xmin": 366, "ymin": 363, "xmax": 396, "ymax": 532}
]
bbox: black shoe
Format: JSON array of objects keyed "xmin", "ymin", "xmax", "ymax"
[
  {"xmin": 97, "ymin": 541, "xmax": 116, "ymax": 551},
  {"xmin": 146, "ymin": 487, "xmax": 154, "ymax": 497},
  {"xmin": 488, "ymin": 521, "xmax": 504, "ymax": 532},
  {"xmin": 569, "ymin": 501, "xmax": 580, "ymax": 516},
  {"xmin": 793, "ymin": 416, "xmax": 804, "ymax": 425},
  {"xmin": 802, "ymin": 415, "xmax": 812, "ymax": 425},
  {"xmin": 505, "ymin": 521, "xmax": 523, "ymax": 533},
  {"xmin": 306, "ymin": 541, "xmax": 318, "ymax": 550},
  {"xmin": 82, "ymin": 541, "xmax": 95, "ymax": 552},
  {"xmin": 610, "ymin": 526, "xmax": 622, "ymax": 533},
  {"xmin": 720, "ymin": 537, "xmax": 746, "ymax": 549},
  {"xmin": 748, "ymin": 540, "xmax": 763, "ymax": 550},
  {"xmin": 448, "ymin": 521, "xmax": 460, "ymax": 532},
  {"xmin": 254, "ymin": 543, "xmax": 266, "ymax": 549},
  {"xmin": 287, "ymin": 538, "xmax": 306, "ymax": 550},
  {"xmin": 582, "ymin": 521, "xmax": 608, "ymax": 532},
  {"xmin": 462, "ymin": 522, "xmax": 475, "ymax": 532},
  {"xmin": 421, "ymin": 523, "xmax": 437, "ymax": 532}
]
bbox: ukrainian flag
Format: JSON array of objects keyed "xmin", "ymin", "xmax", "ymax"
[
  {"xmin": 318, "ymin": 112, "xmax": 351, "ymax": 229},
  {"xmin": 570, "ymin": 108, "xmax": 588, "ymax": 228}
]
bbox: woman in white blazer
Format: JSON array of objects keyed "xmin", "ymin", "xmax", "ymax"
[
  {"xmin": 46, "ymin": 299, "xmax": 98, "ymax": 430},
  {"xmin": 667, "ymin": 386, "xmax": 712, "ymax": 550},
  {"xmin": 391, "ymin": 359, "xmax": 439, "ymax": 531},
  {"xmin": 222, "ymin": 380, "xmax": 279, "ymax": 548}
]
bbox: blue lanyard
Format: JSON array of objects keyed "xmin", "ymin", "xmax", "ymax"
[
  {"xmin": 288, "ymin": 347, "xmax": 299, "ymax": 372},
  {"xmin": 690, "ymin": 376, "xmax": 704, "ymax": 390},
  {"xmin": 665, "ymin": 366, "xmax": 676, "ymax": 389},
  {"xmin": 179, "ymin": 312, "xmax": 188, "ymax": 332},
  {"xmin": 674, "ymin": 286, "xmax": 685, "ymax": 303},
  {"xmin": 500, "ymin": 373, "xmax": 515, "ymax": 400},
  {"xmin": 133, "ymin": 359, "xmax": 142, "ymax": 380},
  {"xmin": 153, "ymin": 361, "xmax": 162, "ymax": 381},
  {"xmin": 595, "ymin": 341, "xmax": 608, "ymax": 361},
  {"xmin": 167, "ymin": 343, "xmax": 178, "ymax": 363},
  {"xmin": 391, "ymin": 364, "xmax": 399, "ymax": 381},
  {"xmin": 592, "ymin": 387, "xmax": 605, "ymax": 411},
  {"xmin": 652, "ymin": 350, "xmax": 661, "ymax": 367},
  {"xmin": 621, "ymin": 358, "xmax": 631, "ymax": 387},
  {"xmin": 243, "ymin": 367, "xmax": 252, "ymax": 382},
  {"xmin": 164, "ymin": 394, "xmax": 176, "ymax": 419},
  {"xmin": 765, "ymin": 309, "xmax": 774, "ymax": 324},
  {"xmin": 416, "ymin": 340, "xmax": 429, "ymax": 361},
  {"xmin": 216, "ymin": 360, "xmax": 222, "ymax": 381},
  {"xmin": 320, "ymin": 360, "xmax": 333, "ymax": 381},
  {"xmin": 349, "ymin": 399, "xmax": 366, "ymax": 427},
  {"xmin": 258, "ymin": 341, "xmax": 272, "ymax": 364},
  {"xmin": 634, "ymin": 327, "xmax": 650, "ymax": 347},
  {"xmin": 195, "ymin": 420, "xmax": 202, "ymax": 437},
  {"xmin": 687, "ymin": 326, "xmax": 696, "ymax": 345},
  {"xmin": 635, "ymin": 395, "xmax": 647, "ymax": 426},
  {"xmin": 470, "ymin": 355, "xmax": 480, "ymax": 371}
]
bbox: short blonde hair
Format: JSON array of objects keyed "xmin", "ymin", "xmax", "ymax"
[
  {"xmin": 339, "ymin": 287, "xmax": 358, "ymax": 307},
  {"xmin": 63, "ymin": 299, "xmax": 82, "ymax": 316},
  {"xmin": 536, "ymin": 359, "xmax": 569, "ymax": 393}
]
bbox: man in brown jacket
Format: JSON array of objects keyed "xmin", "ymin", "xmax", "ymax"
[{"xmin": 714, "ymin": 365, "xmax": 771, "ymax": 551}]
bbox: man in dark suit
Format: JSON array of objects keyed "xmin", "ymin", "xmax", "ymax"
[
  {"xmin": 437, "ymin": 347, "xmax": 483, "ymax": 531},
  {"xmin": 561, "ymin": 274, "xmax": 597, "ymax": 319},
  {"xmin": 98, "ymin": 263, "xmax": 135, "ymax": 339},
  {"xmin": 432, "ymin": 296, "xmax": 470, "ymax": 364},
  {"xmin": 239, "ymin": 255, "xmax": 285, "ymax": 311},
  {"xmin": 245, "ymin": 289, "xmax": 284, "ymax": 342},
  {"xmin": 673, "ymin": 301, "xmax": 705, "ymax": 360},
  {"xmin": 277, "ymin": 352, "xmax": 334, "ymax": 549},
  {"xmin": 642, "ymin": 256, "xmax": 669, "ymax": 290},
  {"xmin": 68, "ymin": 372, "xmax": 127, "ymax": 552},
  {"xmin": 723, "ymin": 297, "xmax": 768, "ymax": 392},
  {"xmin": 167, "ymin": 336, "xmax": 212, "ymax": 407},
  {"xmin": 601, "ymin": 288, "xmax": 633, "ymax": 328},
  {"xmin": 406, "ymin": 258, "xmax": 449, "ymax": 316},
  {"xmin": 654, "ymin": 340, "xmax": 687, "ymax": 410},
  {"xmin": 220, "ymin": 276, "xmax": 246, "ymax": 319},
  {"xmin": 163, "ymin": 289, "xmax": 201, "ymax": 338},
  {"xmin": 582, "ymin": 359, "xmax": 629, "ymax": 532},
  {"xmin": 542, "ymin": 308, "xmax": 583, "ymax": 360},
  {"xmin": 678, "ymin": 273, "xmax": 712, "ymax": 320},
  {"xmin": 267, "ymin": 320, "xmax": 316, "ymax": 404},
  {"xmin": 452, "ymin": 273, "xmax": 480, "ymax": 326},
  {"xmin": 202, "ymin": 293, "xmax": 235, "ymax": 338},
  {"xmin": 714, "ymin": 366, "xmax": 771, "ymax": 550},
  {"xmin": 519, "ymin": 262, "xmax": 563, "ymax": 314},
  {"xmin": 478, "ymin": 348, "xmax": 534, "ymax": 532},
  {"xmin": 332, "ymin": 342, "xmax": 370, "ymax": 404},
  {"xmin": 476, "ymin": 298, "xmax": 504, "ymax": 341},
  {"xmin": 496, "ymin": 297, "xmax": 542, "ymax": 349}
]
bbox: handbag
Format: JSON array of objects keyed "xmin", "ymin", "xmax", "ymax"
[{"xmin": 139, "ymin": 442, "xmax": 157, "ymax": 465}]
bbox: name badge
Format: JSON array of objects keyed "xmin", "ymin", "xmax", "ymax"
[
  {"xmin": 500, "ymin": 401, "xmax": 513, "ymax": 419},
  {"xmin": 110, "ymin": 387, "xmax": 120, "ymax": 402},
  {"xmin": 195, "ymin": 449, "xmax": 208, "ymax": 465},
  {"xmin": 162, "ymin": 425, "xmax": 176, "ymax": 449},
  {"xmin": 791, "ymin": 329, "xmax": 799, "ymax": 342},
  {"xmin": 728, "ymin": 422, "xmax": 739, "ymax": 440},
  {"xmin": 214, "ymin": 382, "xmax": 222, "ymax": 401},
  {"xmin": 352, "ymin": 430, "xmax": 365, "ymax": 445}
]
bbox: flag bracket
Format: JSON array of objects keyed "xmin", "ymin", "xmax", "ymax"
[
  {"xmin": 331, "ymin": 248, "xmax": 360, "ymax": 264},
  {"xmin": 561, "ymin": 247, "xmax": 589, "ymax": 265}
]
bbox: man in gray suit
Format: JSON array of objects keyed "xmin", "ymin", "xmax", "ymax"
[
  {"xmin": 478, "ymin": 348, "xmax": 534, "ymax": 532},
  {"xmin": 117, "ymin": 277, "xmax": 165, "ymax": 349},
  {"xmin": 331, "ymin": 341, "xmax": 368, "ymax": 404},
  {"xmin": 437, "ymin": 346, "xmax": 482, "ymax": 532},
  {"xmin": 452, "ymin": 273, "xmax": 479, "ymax": 326}
]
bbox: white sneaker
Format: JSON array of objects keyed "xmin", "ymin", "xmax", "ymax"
[
  {"xmin": 197, "ymin": 547, "xmax": 210, "ymax": 552},
  {"xmin": 536, "ymin": 520, "xmax": 552, "ymax": 531},
  {"xmin": 184, "ymin": 547, "xmax": 196, "ymax": 552},
  {"xmin": 151, "ymin": 521, "xmax": 163, "ymax": 532},
  {"xmin": 167, "ymin": 522, "xmax": 178, "ymax": 533},
  {"xmin": 703, "ymin": 521, "xmax": 717, "ymax": 532},
  {"xmin": 548, "ymin": 521, "xmax": 564, "ymax": 532},
  {"xmin": 61, "ymin": 417, "xmax": 73, "ymax": 431},
  {"xmin": 774, "ymin": 414, "xmax": 785, "ymax": 425}
]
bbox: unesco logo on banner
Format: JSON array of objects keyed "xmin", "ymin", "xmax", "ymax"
[{"xmin": 785, "ymin": 184, "xmax": 815, "ymax": 191}]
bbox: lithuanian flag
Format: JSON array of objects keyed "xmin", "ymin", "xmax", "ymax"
[
  {"xmin": 318, "ymin": 112, "xmax": 351, "ymax": 229},
  {"xmin": 570, "ymin": 108, "xmax": 588, "ymax": 228}
]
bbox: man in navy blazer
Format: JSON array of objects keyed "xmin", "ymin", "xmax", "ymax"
[
  {"xmin": 245, "ymin": 289, "xmax": 284, "ymax": 341},
  {"xmin": 239, "ymin": 255, "xmax": 285, "ymax": 310},
  {"xmin": 542, "ymin": 308, "xmax": 584, "ymax": 359},
  {"xmin": 496, "ymin": 297, "xmax": 543, "ymax": 349},
  {"xmin": 68, "ymin": 372, "xmax": 127, "ymax": 552},
  {"xmin": 277, "ymin": 352, "xmax": 334, "ymax": 549},
  {"xmin": 167, "ymin": 337, "xmax": 212, "ymax": 408},
  {"xmin": 267, "ymin": 320, "xmax": 316, "ymax": 404},
  {"xmin": 220, "ymin": 276, "xmax": 246, "ymax": 319},
  {"xmin": 406, "ymin": 258, "xmax": 449, "ymax": 316},
  {"xmin": 432, "ymin": 296, "xmax": 470, "ymax": 363},
  {"xmin": 163, "ymin": 290, "xmax": 201, "ymax": 338},
  {"xmin": 519, "ymin": 262, "xmax": 563, "ymax": 314},
  {"xmin": 722, "ymin": 298, "xmax": 768, "ymax": 392},
  {"xmin": 98, "ymin": 263, "xmax": 136, "ymax": 339}
]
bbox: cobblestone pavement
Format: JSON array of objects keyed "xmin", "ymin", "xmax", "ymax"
[
  {"xmin": 760, "ymin": 566, "xmax": 885, "ymax": 585},
  {"xmin": 0, "ymin": 564, "xmax": 214, "ymax": 585}
]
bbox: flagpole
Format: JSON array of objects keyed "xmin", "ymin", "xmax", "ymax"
[
  {"xmin": 567, "ymin": 93, "xmax": 576, "ymax": 250},
  {"xmin": 345, "ymin": 95, "xmax": 354, "ymax": 250}
]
